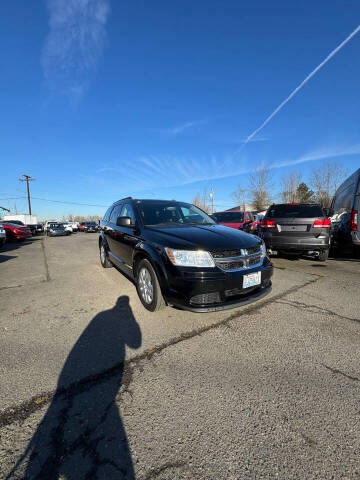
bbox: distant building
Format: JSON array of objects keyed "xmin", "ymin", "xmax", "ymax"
[{"xmin": 225, "ymin": 204, "xmax": 254, "ymax": 212}]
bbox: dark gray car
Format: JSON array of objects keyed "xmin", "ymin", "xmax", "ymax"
[
  {"xmin": 260, "ymin": 203, "xmax": 330, "ymax": 261},
  {"xmin": 47, "ymin": 223, "xmax": 69, "ymax": 237}
]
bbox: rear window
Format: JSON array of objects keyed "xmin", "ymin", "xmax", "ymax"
[
  {"xmin": 213, "ymin": 212, "xmax": 244, "ymax": 222},
  {"xmin": 266, "ymin": 204, "xmax": 325, "ymax": 219}
]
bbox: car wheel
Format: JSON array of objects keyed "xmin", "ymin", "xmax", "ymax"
[
  {"xmin": 100, "ymin": 241, "xmax": 113, "ymax": 268},
  {"xmin": 318, "ymin": 250, "xmax": 329, "ymax": 262},
  {"xmin": 136, "ymin": 258, "xmax": 165, "ymax": 312}
]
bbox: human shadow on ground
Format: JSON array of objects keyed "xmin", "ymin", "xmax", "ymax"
[{"xmin": 8, "ymin": 296, "xmax": 141, "ymax": 480}]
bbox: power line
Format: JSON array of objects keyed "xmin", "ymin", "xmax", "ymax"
[{"xmin": 31, "ymin": 197, "xmax": 108, "ymax": 208}]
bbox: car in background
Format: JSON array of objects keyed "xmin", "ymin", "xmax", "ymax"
[
  {"xmin": 2, "ymin": 222, "xmax": 32, "ymax": 241},
  {"xmin": 250, "ymin": 214, "xmax": 265, "ymax": 236},
  {"xmin": 35, "ymin": 224, "xmax": 44, "ymax": 234},
  {"xmin": 67, "ymin": 222, "xmax": 79, "ymax": 232},
  {"xmin": 82, "ymin": 221, "xmax": 99, "ymax": 233},
  {"xmin": 47, "ymin": 223, "xmax": 70, "ymax": 237},
  {"xmin": 211, "ymin": 211, "xmax": 253, "ymax": 232},
  {"xmin": 99, "ymin": 198, "xmax": 273, "ymax": 312},
  {"xmin": 260, "ymin": 203, "xmax": 330, "ymax": 261},
  {"xmin": 0, "ymin": 223, "xmax": 6, "ymax": 246},
  {"xmin": 330, "ymin": 168, "xmax": 360, "ymax": 256},
  {"xmin": 44, "ymin": 220, "xmax": 58, "ymax": 233},
  {"xmin": 61, "ymin": 223, "xmax": 73, "ymax": 234}
]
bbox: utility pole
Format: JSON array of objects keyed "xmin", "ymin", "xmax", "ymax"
[
  {"xmin": 209, "ymin": 187, "xmax": 215, "ymax": 214},
  {"xmin": 19, "ymin": 174, "xmax": 35, "ymax": 215}
]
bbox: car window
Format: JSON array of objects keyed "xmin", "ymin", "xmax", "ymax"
[
  {"xmin": 103, "ymin": 206, "xmax": 113, "ymax": 222},
  {"xmin": 266, "ymin": 204, "xmax": 324, "ymax": 218},
  {"xmin": 332, "ymin": 184, "xmax": 353, "ymax": 215},
  {"xmin": 121, "ymin": 204, "xmax": 136, "ymax": 224},
  {"xmin": 109, "ymin": 204, "xmax": 122, "ymax": 224}
]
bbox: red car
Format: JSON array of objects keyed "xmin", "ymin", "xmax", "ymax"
[
  {"xmin": 211, "ymin": 211, "xmax": 254, "ymax": 232},
  {"xmin": 3, "ymin": 222, "xmax": 32, "ymax": 241}
]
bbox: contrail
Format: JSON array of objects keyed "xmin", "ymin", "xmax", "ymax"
[{"xmin": 243, "ymin": 24, "xmax": 360, "ymax": 145}]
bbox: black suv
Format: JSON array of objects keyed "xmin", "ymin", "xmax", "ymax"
[
  {"xmin": 260, "ymin": 203, "xmax": 330, "ymax": 261},
  {"xmin": 99, "ymin": 198, "xmax": 273, "ymax": 312}
]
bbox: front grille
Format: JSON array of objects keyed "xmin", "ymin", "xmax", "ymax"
[
  {"xmin": 248, "ymin": 255, "xmax": 262, "ymax": 266},
  {"xmin": 211, "ymin": 249, "xmax": 243, "ymax": 259},
  {"xmin": 245, "ymin": 245, "xmax": 261, "ymax": 255},
  {"xmin": 190, "ymin": 292, "xmax": 221, "ymax": 305},
  {"xmin": 212, "ymin": 243, "xmax": 263, "ymax": 272},
  {"xmin": 219, "ymin": 260, "xmax": 245, "ymax": 271}
]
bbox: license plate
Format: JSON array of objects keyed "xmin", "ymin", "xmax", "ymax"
[
  {"xmin": 279, "ymin": 225, "xmax": 307, "ymax": 232},
  {"xmin": 243, "ymin": 271, "xmax": 261, "ymax": 288}
]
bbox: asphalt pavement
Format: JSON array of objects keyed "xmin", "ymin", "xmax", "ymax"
[{"xmin": 0, "ymin": 234, "xmax": 359, "ymax": 479}]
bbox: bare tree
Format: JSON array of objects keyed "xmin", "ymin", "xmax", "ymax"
[
  {"xmin": 231, "ymin": 185, "xmax": 247, "ymax": 210},
  {"xmin": 192, "ymin": 188, "xmax": 210, "ymax": 213},
  {"xmin": 249, "ymin": 167, "xmax": 273, "ymax": 211},
  {"xmin": 280, "ymin": 171, "xmax": 301, "ymax": 203},
  {"xmin": 310, "ymin": 162, "xmax": 348, "ymax": 208}
]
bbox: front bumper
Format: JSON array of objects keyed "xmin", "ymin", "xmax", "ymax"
[{"xmin": 163, "ymin": 260, "xmax": 273, "ymax": 313}]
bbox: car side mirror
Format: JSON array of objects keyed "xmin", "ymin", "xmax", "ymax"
[{"xmin": 116, "ymin": 216, "xmax": 132, "ymax": 227}]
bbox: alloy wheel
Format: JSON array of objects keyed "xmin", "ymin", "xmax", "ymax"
[{"xmin": 138, "ymin": 267, "xmax": 153, "ymax": 304}]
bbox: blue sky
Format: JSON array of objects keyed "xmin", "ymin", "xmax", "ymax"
[{"xmin": 1, "ymin": 0, "xmax": 360, "ymax": 220}]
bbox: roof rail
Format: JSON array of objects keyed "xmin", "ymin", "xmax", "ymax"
[{"xmin": 120, "ymin": 196, "xmax": 132, "ymax": 201}]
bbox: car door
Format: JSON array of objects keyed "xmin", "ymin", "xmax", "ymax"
[
  {"xmin": 106, "ymin": 204, "xmax": 123, "ymax": 261},
  {"xmin": 115, "ymin": 203, "xmax": 139, "ymax": 270}
]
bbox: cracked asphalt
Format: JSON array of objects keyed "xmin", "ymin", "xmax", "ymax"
[{"xmin": 0, "ymin": 234, "xmax": 359, "ymax": 479}]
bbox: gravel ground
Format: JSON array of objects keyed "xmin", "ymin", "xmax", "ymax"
[{"xmin": 0, "ymin": 234, "xmax": 359, "ymax": 479}]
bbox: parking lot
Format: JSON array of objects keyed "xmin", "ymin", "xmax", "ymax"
[{"xmin": 0, "ymin": 234, "xmax": 360, "ymax": 479}]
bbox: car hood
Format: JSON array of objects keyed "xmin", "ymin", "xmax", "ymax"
[{"xmin": 144, "ymin": 224, "xmax": 260, "ymax": 251}]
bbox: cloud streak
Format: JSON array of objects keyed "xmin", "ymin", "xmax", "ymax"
[
  {"xmin": 157, "ymin": 121, "xmax": 203, "ymax": 136},
  {"xmin": 243, "ymin": 24, "xmax": 360, "ymax": 145},
  {"xmin": 42, "ymin": 0, "xmax": 110, "ymax": 100}
]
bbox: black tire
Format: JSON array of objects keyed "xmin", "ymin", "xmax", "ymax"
[
  {"xmin": 99, "ymin": 241, "xmax": 113, "ymax": 268},
  {"xmin": 318, "ymin": 250, "xmax": 329, "ymax": 262},
  {"xmin": 136, "ymin": 258, "xmax": 165, "ymax": 312}
]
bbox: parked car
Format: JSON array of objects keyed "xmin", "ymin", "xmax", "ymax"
[
  {"xmin": 2, "ymin": 222, "xmax": 32, "ymax": 241},
  {"xmin": 251, "ymin": 214, "xmax": 265, "ymax": 235},
  {"xmin": 82, "ymin": 221, "xmax": 99, "ymax": 233},
  {"xmin": 35, "ymin": 224, "xmax": 44, "ymax": 234},
  {"xmin": 67, "ymin": 222, "xmax": 79, "ymax": 232},
  {"xmin": 330, "ymin": 168, "xmax": 360, "ymax": 256},
  {"xmin": 61, "ymin": 223, "xmax": 73, "ymax": 234},
  {"xmin": 0, "ymin": 223, "xmax": 6, "ymax": 246},
  {"xmin": 4, "ymin": 214, "xmax": 38, "ymax": 235},
  {"xmin": 47, "ymin": 223, "xmax": 70, "ymax": 237},
  {"xmin": 211, "ymin": 211, "xmax": 254, "ymax": 232},
  {"xmin": 99, "ymin": 198, "xmax": 273, "ymax": 312},
  {"xmin": 44, "ymin": 220, "xmax": 58, "ymax": 233},
  {"xmin": 260, "ymin": 203, "xmax": 330, "ymax": 261}
]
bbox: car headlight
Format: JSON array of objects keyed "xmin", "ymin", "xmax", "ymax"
[{"xmin": 165, "ymin": 248, "xmax": 215, "ymax": 267}]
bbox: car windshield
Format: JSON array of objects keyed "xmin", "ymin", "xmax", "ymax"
[
  {"xmin": 213, "ymin": 212, "xmax": 244, "ymax": 222},
  {"xmin": 50, "ymin": 224, "xmax": 63, "ymax": 228},
  {"xmin": 266, "ymin": 204, "xmax": 325, "ymax": 218},
  {"xmin": 137, "ymin": 201, "xmax": 216, "ymax": 226},
  {"xmin": 86, "ymin": 222, "xmax": 97, "ymax": 226}
]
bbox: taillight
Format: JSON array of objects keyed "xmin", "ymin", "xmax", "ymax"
[
  {"xmin": 350, "ymin": 210, "xmax": 358, "ymax": 232},
  {"xmin": 261, "ymin": 219, "xmax": 276, "ymax": 228},
  {"xmin": 312, "ymin": 218, "xmax": 331, "ymax": 229}
]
